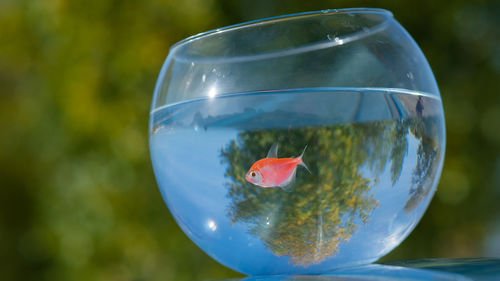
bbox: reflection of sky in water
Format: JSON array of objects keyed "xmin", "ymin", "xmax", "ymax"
[
  {"xmin": 151, "ymin": 129, "xmax": 295, "ymax": 272},
  {"xmin": 149, "ymin": 88, "xmax": 445, "ymax": 274},
  {"xmin": 150, "ymin": 125, "xmax": 434, "ymax": 273},
  {"xmin": 338, "ymin": 132, "xmax": 420, "ymax": 260}
]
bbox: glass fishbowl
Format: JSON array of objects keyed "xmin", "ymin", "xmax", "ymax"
[{"xmin": 149, "ymin": 8, "xmax": 445, "ymax": 276}]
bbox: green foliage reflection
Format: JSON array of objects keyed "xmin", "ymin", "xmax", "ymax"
[{"xmin": 222, "ymin": 120, "xmax": 412, "ymax": 265}]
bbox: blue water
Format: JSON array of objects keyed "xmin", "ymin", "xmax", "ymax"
[{"xmin": 149, "ymin": 88, "xmax": 445, "ymax": 275}]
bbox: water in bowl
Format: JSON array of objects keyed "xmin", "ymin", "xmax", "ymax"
[{"xmin": 149, "ymin": 87, "xmax": 445, "ymax": 275}]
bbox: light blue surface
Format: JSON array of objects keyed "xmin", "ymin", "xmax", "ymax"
[
  {"xmin": 220, "ymin": 258, "xmax": 500, "ymax": 280},
  {"xmin": 227, "ymin": 264, "xmax": 472, "ymax": 281}
]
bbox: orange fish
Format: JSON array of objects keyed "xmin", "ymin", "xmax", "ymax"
[{"xmin": 246, "ymin": 143, "xmax": 310, "ymax": 190}]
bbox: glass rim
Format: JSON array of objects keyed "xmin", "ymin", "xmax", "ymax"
[{"xmin": 170, "ymin": 8, "xmax": 393, "ymax": 51}]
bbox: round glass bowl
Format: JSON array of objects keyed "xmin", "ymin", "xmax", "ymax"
[{"xmin": 149, "ymin": 8, "xmax": 445, "ymax": 275}]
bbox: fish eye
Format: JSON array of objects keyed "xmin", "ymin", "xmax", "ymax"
[{"xmin": 251, "ymin": 172, "xmax": 256, "ymax": 177}]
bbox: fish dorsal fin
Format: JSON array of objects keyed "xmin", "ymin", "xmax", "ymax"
[{"xmin": 266, "ymin": 143, "xmax": 279, "ymax": 158}]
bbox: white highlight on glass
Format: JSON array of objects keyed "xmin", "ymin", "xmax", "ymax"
[
  {"xmin": 208, "ymin": 87, "xmax": 217, "ymax": 99},
  {"xmin": 207, "ymin": 219, "xmax": 217, "ymax": 231}
]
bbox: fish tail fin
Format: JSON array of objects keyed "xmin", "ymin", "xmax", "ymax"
[
  {"xmin": 298, "ymin": 145, "xmax": 311, "ymax": 174},
  {"xmin": 299, "ymin": 145, "xmax": 307, "ymax": 158}
]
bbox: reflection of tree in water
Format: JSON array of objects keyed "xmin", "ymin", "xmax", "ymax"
[
  {"xmin": 221, "ymin": 120, "xmax": 413, "ymax": 266},
  {"xmin": 404, "ymin": 116, "xmax": 442, "ymax": 213}
]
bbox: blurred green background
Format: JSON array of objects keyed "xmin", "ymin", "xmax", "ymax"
[{"xmin": 1, "ymin": 0, "xmax": 499, "ymax": 280}]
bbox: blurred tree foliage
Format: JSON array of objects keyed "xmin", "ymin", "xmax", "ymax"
[{"xmin": 0, "ymin": 0, "xmax": 499, "ymax": 280}]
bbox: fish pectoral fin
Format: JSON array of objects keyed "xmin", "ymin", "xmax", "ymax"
[
  {"xmin": 266, "ymin": 143, "xmax": 279, "ymax": 158},
  {"xmin": 278, "ymin": 168, "xmax": 297, "ymax": 192}
]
